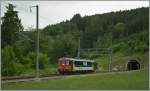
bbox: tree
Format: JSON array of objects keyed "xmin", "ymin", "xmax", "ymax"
[
  {"xmin": 71, "ymin": 13, "xmax": 84, "ymax": 31},
  {"xmin": 113, "ymin": 22, "xmax": 126, "ymax": 39},
  {"xmin": 1, "ymin": 4, "xmax": 23, "ymax": 47}
]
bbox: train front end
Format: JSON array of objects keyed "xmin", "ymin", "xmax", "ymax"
[{"xmin": 58, "ymin": 58, "xmax": 72, "ymax": 74}]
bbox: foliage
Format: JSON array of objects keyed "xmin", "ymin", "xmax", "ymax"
[
  {"xmin": 1, "ymin": 4, "xmax": 149, "ymax": 76},
  {"xmin": 1, "ymin": 4, "xmax": 23, "ymax": 47},
  {"xmin": 49, "ymin": 33, "xmax": 77, "ymax": 63},
  {"xmin": 43, "ymin": 7, "xmax": 148, "ymax": 50},
  {"xmin": 23, "ymin": 52, "xmax": 49, "ymax": 70},
  {"xmin": 1, "ymin": 45, "xmax": 24, "ymax": 76}
]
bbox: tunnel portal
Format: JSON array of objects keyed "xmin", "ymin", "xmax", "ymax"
[{"xmin": 127, "ymin": 60, "xmax": 140, "ymax": 70}]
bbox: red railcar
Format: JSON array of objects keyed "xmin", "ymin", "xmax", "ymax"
[{"xmin": 58, "ymin": 57, "xmax": 97, "ymax": 74}]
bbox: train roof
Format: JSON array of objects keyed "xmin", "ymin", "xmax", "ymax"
[{"xmin": 59, "ymin": 57, "xmax": 95, "ymax": 62}]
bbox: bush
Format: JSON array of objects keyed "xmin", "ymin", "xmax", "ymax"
[
  {"xmin": 134, "ymin": 43, "xmax": 147, "ymax": 52},
  {"xmin": 39, "ymin": 53, "xmax": 49, "ymax": 69},
  {"xmin": 112, "ymin": 44, "xmax": 121, "ymax": 53},
  {"xmin": 23, "ymin": 52, "xmax": 49, "ymax": 70},
  {"xmin": 2, "ymin": 45, "xmax": 25, "ymax": 76},
  {"xmin": 93, "ymin": 62, "xmax": 98, "ymax": 71},
  {"xmin": 13, "ymin": 62, "xmax": 26, "ymax": 75},
  {"xmin": 23, "ymin": 52, "xmax": 35, "ymax": 69}
]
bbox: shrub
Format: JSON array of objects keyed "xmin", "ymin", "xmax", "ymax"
[
  {"xmin": 39, "ymin": 53, "xmax": 49, "ymax": 69},
  {"xmin": 24, "ymin": 52, "xmax": 49, "ymax": 70},
  {"xmin": 2, "ymin": 45, "xmax": 24, "ymax": 76}
]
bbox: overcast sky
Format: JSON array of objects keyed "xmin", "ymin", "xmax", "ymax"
[{"xmin": 1, "ymin": 1, "xmax": 149, "ymax": 30}]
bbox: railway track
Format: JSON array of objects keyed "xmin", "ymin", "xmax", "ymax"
[
  {"xmin": 2, "ymin": 73, "xmax": 59, "ymax": 80},
  {"xmin": 1, "ymin": 73, "xmax": 61, "ymax": 83},
  {"xmin": 1, "ymin": 72, "xmax": 100, "ymax": 83},
  {"xmin": 2, "ymin": 70, "xmax": 125, "ymax": 83}
]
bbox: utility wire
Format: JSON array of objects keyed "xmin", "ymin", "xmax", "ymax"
[
  {"xmin": 17, "ymin": 5, "xmax": 52, "ymax": 23},
  {"xmin": 17, "ymin": 6, "xmax": 51, "ymax": 23},
  {"xmin": 2, "ymin": 3, "xmax": 51, "ymax": 24}
]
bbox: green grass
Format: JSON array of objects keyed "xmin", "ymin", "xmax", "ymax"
[{"xmin": 2, "ymin": 69, "xmax": 149, "ymax": 90}]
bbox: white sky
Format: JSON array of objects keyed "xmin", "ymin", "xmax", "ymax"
[{"xmin": 1, "ymin": 1, "xmax": 149, "ymax": 30}]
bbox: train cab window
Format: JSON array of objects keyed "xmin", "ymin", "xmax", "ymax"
[
  {"xmin": 65, "ymin": 60, "xmax": 69, "ymax": 65},
  {"xmin": 59, "ymin": 60, "xmax": 65, "ymax": 64}
]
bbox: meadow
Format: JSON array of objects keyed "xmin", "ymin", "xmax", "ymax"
[{"xmin": 2, "ymin": 69, "xmax": 149, "ymax": 90}]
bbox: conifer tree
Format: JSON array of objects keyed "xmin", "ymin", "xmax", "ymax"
[{"xmin": 1, "ymin": 4, "xmax": 23, "ymax": 47}]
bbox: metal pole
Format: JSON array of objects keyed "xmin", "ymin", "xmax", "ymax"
[
  {"xmin": 0, "ymin": 1, "xmax": 1, "ymax": 87},
  {"xmin": 36, "ymin": 5, "xmax": 39, "ymax": 79},
  {"xmin": 109, "ymin": 49, "xmax": 112, "ymax": 72},
  {"xmin": 77, "ymin": 37, "xmax": 80, "ymax": 58},
  {"xmin": 108, "ymin": 30, "xmax": 113, "ymax": 72},
  {"xmin": 29, "ymin": 5, "xmax": 39, "ymax": 80}
]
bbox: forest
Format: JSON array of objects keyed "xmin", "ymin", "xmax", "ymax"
[{"xmin": 1, "ymin": 4, "xmax": 149, "ymax": 76}]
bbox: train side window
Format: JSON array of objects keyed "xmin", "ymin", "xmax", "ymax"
[
  {"xmin": 87, "ymin": 62, "xmax": 92, "ymax": 67},
  {"xmin": 75, "ymin": 61, "xmax": 83, "ymax": 67},
  {"xmin": 66, "ymin": 60, "xmax": 69, "ymax": 65},
  {"xmin": 83, "ymin": 61, "xmax": 87, "ymax": 66},
  {"xmin": 74, "ymin": 61, "xmax": 93, "ymax": 67}
]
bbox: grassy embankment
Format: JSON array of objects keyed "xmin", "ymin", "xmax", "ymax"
[
  {"xmin": 2, "ymin": 69, "xmax": 149, "ymax": 90},
  {"xmin": 95, "ymin": 51, "xmax": 149, "ymax": 70}
]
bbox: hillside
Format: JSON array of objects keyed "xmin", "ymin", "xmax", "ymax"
[{"xmin": 42, "ymin": 7, "xmax": 149, "ymax": 69}]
